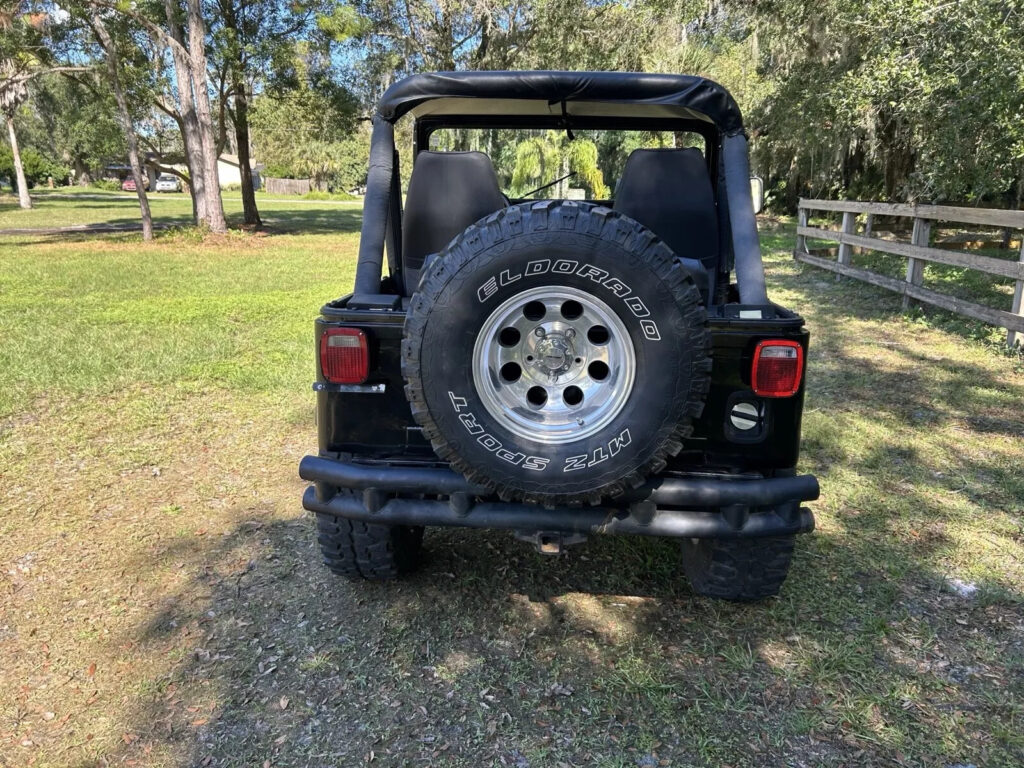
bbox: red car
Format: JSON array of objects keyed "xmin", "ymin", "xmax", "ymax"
[{"xmin": 121, "ymin": 177, "xmax": 137, "ymax": 192}]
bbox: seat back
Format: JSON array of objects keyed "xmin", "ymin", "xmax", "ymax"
[
  {"xmin": 613, "ymin": 148, "xmax": 719, "ymax": 271},
  {"xmin": 401, "ymin": 151, "xmax": 507, "ymax": 295}
]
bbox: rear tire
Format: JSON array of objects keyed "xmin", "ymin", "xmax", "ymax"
[
  {"xmin": 680, "ymin": 535, "xmax": 795, "ymax": 601},
  {"xmin": 316, "ymin": 510, "xmax": 423, "ymax": 580},
  {"xmin": 402, "ymin": 200, "xmax": 711, "ymax": 505}
]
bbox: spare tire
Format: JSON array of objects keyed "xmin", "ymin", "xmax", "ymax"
[{"xmin": 402, "ymin": 201, "xmax": 711, "ymax": 505}]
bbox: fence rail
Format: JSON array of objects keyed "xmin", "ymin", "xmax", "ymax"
[{"xmin": 794, "ymin": 198, "xmax": 1024, "ymax": 347}]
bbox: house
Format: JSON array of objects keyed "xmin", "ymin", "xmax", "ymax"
[{"xmin": 217, "ymin": 153, "xmax": 262, "ymax": 190}]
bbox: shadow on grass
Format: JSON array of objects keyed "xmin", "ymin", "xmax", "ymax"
[
  {"xmin": 92, "ymin": 402, "xmax": 1023, "ymax": 768},
  {"xmin": 72, "ymin": 220, "xmax": 1023, "ymax": 766},
  {"xmin": 0, "ymin": 206, "xmax": 362, "ymax": 239},
  {"xmin": 255, "ymin": 207, "xmax": 362, "ymax": 235},
  {"xmin": 85, "ymin": 511, "xmax": 1023, "ymax": 767}
]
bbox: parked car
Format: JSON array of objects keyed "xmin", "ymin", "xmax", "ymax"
[
  {"xmin": 155, "ymin": 174, "xmax": 181, "ymax": 193},
  {"xmin": 121, "ymin": 177, "xmax": 136, "ymax": 192},
  {"xmin": 299, "ymin": 71, "xmax": 818, "ymax": 601}
]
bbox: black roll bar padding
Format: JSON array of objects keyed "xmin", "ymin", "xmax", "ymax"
[
  {"xmin": 301, "ymin": 486, "xmax": 816, "ymax": 539},
  {"xmin": 298, "ymin": 456, "xmax": 820, "ymax": 508},
  {"xmin": 353, "ymin": 116, "xmax": 396, "ymax": 296},
  {"xmin": 384, "ymin": 148, "xmax": 403, "ymax": 282},
  {"xmin": 722, "ymin": 133, "xmax": 769, "ymax": 305}
]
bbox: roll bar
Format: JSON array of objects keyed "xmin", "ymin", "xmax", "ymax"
[{"xmin": 350, "ymin": 115, "xmax": 770, "ymax": 309}]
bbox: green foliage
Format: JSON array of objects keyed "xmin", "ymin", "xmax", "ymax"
[
  {"xmin": 0, "ymin": 143, "xmax": 70, "ymax": 188},
  {"xmin": 302, "ymin": 189, "xmax": 356, "ymax": 201},
  {"xmin": 747, "ymin": 0, "xmax": 1024, "ymax": 207},
  {"xmin": 315, "ymin": 4, "xmax": 370, "ymax": 41},
  {"xmin": 90, "ymin": 179, "xmax": 122, "ymax": 192},
  {"xmin": 23, "ymin": 73, "xmax": 126, "ymax": 182},
  {"xmin": 509, "ymin": 131, "xmax": 608, "ymax": 199},
  {"xmin": 250, "ymin": 56, "xmax": 366, "ymax": 192}
]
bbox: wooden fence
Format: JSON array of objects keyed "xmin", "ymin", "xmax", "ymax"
[
  {"xmin": 794, "ymin": 199, "xmax": 1024, "ymax": 347},
  {"xmin": 264, "ymin": 177, "xmax": 312, "ymax": 196}
]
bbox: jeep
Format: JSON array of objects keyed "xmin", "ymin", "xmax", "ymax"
[{"xmin": 299, "ymin": 71, "xmax": 819, "ymax": 600}]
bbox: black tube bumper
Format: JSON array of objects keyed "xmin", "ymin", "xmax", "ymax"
[{"xmin": 299, "ymin": 456, "xmax": 818, "ymax": 540}]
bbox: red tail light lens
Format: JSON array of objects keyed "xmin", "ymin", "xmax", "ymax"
[
  {"xmin": 320, "ymin": 328, "xmax": 369, "ymax": 384},
  {"xmin": 751, "ymin": 340, "xmax": 804, "ymax": 397}
]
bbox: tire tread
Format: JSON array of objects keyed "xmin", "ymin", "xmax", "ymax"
[
  {"xmin": 681, "ymin": 535, "xmax": 796, "ymax": 601},
  {"xmin": 402, "ymin": 201, "xmax": 712, "ymax": 506},
  {"xmin": 316, "ymin": 509, "xmax": 422, "ymax": 580}
]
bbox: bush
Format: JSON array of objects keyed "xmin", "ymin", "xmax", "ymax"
[
  {"xmin": 91, "ymin": 179, "xmax": 122, "ymax": 192},
  {"xmin": 302, "ymin": 189, "xmax": 356, "ymax": 201},
  {"xmin": 221, "ymin": 182, "xmax": 242, "ymax": 192},
  {"xmin": 0, "ymin": 144, "xmax": 70, "ymax": 189}
]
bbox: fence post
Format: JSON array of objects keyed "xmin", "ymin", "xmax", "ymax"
[
  {"xmin": 863, "ymin": 213, "xmax": 874, "ymax": 238},
  {"xmin": 835, "ymin": 210, "xmax": 857, "ymax": 280},
  {"xmin": 902, "ymin": 216, "xmax": 931, "ymax": 310},
  {"xmin": 1010, "ymin": 238, "xmax": 1024, "ymax": 348},
  {"xmin": 795, "ymin": 205, "xmax": 808, "ymax": 258}
]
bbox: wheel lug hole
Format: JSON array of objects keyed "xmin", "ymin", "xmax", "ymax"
[
  {"xmin": 500, "ymin": 362, "xmax": 522, "ymax": 382},
  {"xmin": 560, "ymin": 300, "xmax": 583, "ymax": 320},
  {"xmin": 534, "ymin": 327, "xmax": 546, "ymax": 338},
  {"xmin": 526, "ymin": 386, "xmax": 547, "ymax": 407},
  {"xmin": 589, "ymin": 360, "xmax": 609, "ymax": 380},
  {"xmin": 523, "ymin": 301, "xmax": 546, "ymax": 321},
  {"xmin": 563, "ymin": 386, "xmax": 584, "ymax": 406},
  {"xmin": 587, "ymin": 325, "xmax": 609, "ymax": 345},
  {"xmin": 498, "ymin": 327, "xmax": 521, "ymax": 347}
]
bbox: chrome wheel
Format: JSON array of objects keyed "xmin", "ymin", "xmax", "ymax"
[{"xmin": 472, "ymin": 286, "xmax": 636, "ymax": 445}]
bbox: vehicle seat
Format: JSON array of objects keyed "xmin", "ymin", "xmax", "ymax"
[
  {"xmin": 401, "ymin": 151, "xmax": 507, "ymax": 295},
  {"xmin": 613, "ymin": 148, "xmax": 718, "ymax": 302}
]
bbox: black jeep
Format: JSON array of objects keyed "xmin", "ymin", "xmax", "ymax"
[{"xmin": 299, "ymin": 71, "xmax": 819, "ymax": 600}]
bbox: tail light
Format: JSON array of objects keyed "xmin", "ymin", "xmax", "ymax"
[
  {"xmin": 320, "ymin": 327, "xmax": 369, "ymax": 384},
  {"xmin": 751, "ymin": 340, "xmax": 804, "ymax": 397}
]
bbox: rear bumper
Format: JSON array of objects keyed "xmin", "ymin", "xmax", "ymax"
[{"xmin": 299, "ymin": 456, "xmax": 818, "ymax": 539}]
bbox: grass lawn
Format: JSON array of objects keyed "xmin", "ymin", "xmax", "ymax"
[{"xmin": 0, "ymin": 197, "xmax": 1022, "ymax": 767}]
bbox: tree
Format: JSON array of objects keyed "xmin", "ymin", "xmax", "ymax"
[
  {"xmin": 87, "ymin": 10, "xmax": 153, "ymax": 239},
  {"xmin": 2, "ymin": 6, "xmax": 93, "ymax": 207},
  {"xmin": 1, "ymin": 60, "xmax": 32, "ymax": 208},
  {"xmin": 83, "ymin": 0, "xmax": 228, "ymax": 231},
  {"xmin": 1, "ymin": 7, "xmax": 48, "ymax": 209},
  {"xmin": 508, "ymin": 131, "xmax": 609, "ymax": 199},
  {"xmin": 249, "ymin": 47, "xmax": 360, "ymax": 189},
  {"xmin": 30, "ymin": 73, "xmax": 124, "ymax": 184},
  {"xmin": 207, "ymin": 0, "xmax": 364, "ymax": 226},
  {"xmin": 746, "ymin": 0, "xmax": 1024, "ymax": 206}
]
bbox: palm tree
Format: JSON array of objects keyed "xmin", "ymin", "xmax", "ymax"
[{"xmin": 1, "ymin": 60, "xmax": 33, "ymax": 209}]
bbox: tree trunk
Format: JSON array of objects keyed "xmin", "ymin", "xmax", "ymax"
[
  {"xmin": 73, "ymin": 156, "xmax": 92, "ymax": 186},
  {"xmin": 90, "ymin": 14, "xmax": 153, "ymax": 240},
  {"xmin": 232, "ymin": 77, "xmax": 261, "ymax": 228},
  {"xmin": 186, "ymin": 0, "xmax": 227, "ymax": 233},
  {"xmin": 165, "ymin": 0, "xmax": 207, "ymax": 227},
  {"xmin": 6, "ymin": 115, "xmax": 32, "ymax": 209},
  {"xmin": 219, "ymin": 0, "xmax": 259, "ymax": 225}
]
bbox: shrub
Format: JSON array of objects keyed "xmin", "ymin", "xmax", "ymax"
[
  {"xmin": 91, "ymin": 179, "xmax": 122, "ymax": 192},
  {"xmin": 0, "ymin": 144, "xmax": 70, "ymax": 189},
  {"xmin": 302, "ymin": 189, "xmax": 356, "ymax": 201}
]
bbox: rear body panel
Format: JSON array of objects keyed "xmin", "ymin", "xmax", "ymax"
[{"xmin": 314, "ymin": 297, "xmax": 808, "ymax": 475}]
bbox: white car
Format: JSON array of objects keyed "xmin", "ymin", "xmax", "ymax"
[{"xmin": 155, "ymin": 174, "xmax": 181, "ymax": 193}]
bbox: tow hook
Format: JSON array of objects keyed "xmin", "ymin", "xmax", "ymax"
[{"xmin": 514, "ymin": 530, "xmax": 588, "ymax": 555}]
